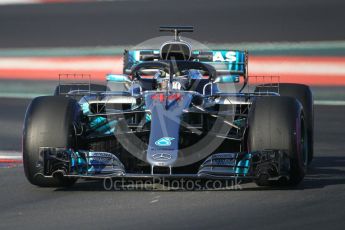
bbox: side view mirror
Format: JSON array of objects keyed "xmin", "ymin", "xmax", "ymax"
[
  {"xmin": 106, "ymin": 74, "xmax": 131, "ymax": 83},
  {"xmin": 214, "ymin": 75, "xmax": 240, "ymax": 83}
]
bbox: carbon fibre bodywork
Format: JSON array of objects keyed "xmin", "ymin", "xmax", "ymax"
[
  {"xmin": 34, "ymin": 27, "xmax": 302, "ymax": 184},
  {"xmin": 38, "ymin": 147, "xmax": 290, "ymax": 182}
]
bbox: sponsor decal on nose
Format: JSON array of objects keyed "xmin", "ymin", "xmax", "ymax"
[{"xmin": 155, "ymin": 137, "xmax": 175, "ymax": 147}]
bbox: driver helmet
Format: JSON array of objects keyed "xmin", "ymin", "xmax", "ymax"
[
  {"xmin": 187, "ymin": 69, "xmax": 203, "ymax": 80},
  {"xmin": 180, "ymin": 69, "xmax": 203, "ymax": 89},
  {"xmin": 154, "ymin": 70, "xmax": 169, "ymax": 90}
]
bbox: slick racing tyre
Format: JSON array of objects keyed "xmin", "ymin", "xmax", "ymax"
[
  {"xmin": 248, "ymin": 96, "xmax": 308, "ymax": 186},
  {"xmin": 255, "ymin": 83, "xmax": 313, "ymax": 164},
  {"xmin": 23, "ymin": 96, "xmax": 81, "ymax": 187}
]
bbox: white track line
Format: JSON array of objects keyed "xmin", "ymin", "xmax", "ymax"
[
  {"xmin": 0, "ymin": 0, "xmax": 41, "ymax": 5},
  {"xmin": 249, "ymin": 61, "xmax": 345, "ymax": 77},
  {"xmin": 0, "ymin": 151, "xmax": 22, "ymax": 160},
  {"xmin": 314, "ymin": 100, "xmax": 345, "ymax": 106},
  {"xmin": 0, "ymin": 58, "xmax": 120, "ymax": 71}
]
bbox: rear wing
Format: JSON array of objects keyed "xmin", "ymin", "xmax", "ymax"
[{"xmin": 123, "ymin": 49, "xmax": 247, "ymax": 76}]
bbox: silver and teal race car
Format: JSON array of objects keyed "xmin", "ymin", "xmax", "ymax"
[{"xmin": 23, "ymin": 26, "xmax": 314, "ymax": 187}]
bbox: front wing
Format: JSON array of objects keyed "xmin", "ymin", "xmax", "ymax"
[{"xmin": 36, "ymin": 147, "xmax": 290, "ymax": 183}]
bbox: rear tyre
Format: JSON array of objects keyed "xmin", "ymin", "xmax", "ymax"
[
  {"xmin": 255, "ymin": 83, "xmax": 313, "ymax": 164},
  {"xmin": 248, "ymin": 96, "xmax": 308, "ymax": 186},
  {"xmin": 23, "ymin": 96, "xmax": 81, "ymax": 187}
]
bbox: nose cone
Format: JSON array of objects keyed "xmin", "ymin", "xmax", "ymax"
[
  {"xmin": 146, "ymin": 104, "xmax": 180, "ymax": 166},
  {"xmin": 147, "ymin": 148, "xmax": 178, "ymax": 167},
  {"xmin": 145, "ymin": 92, "xmax": 193, "ymax": 167}
]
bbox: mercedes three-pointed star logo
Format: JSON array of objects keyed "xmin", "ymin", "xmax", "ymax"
[{"xmin": 152, "ymin": 153, "xmax": 172, "ymax": 161}]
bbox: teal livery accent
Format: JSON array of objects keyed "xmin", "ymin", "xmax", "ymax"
[
  {"xmin": 216, "ymin": 75, "xmax": 240, "ymax": 83},
  {"xmin": 193, "ymin": 50, "xmax": 246, "ymax": 75},
  {"xmin": 81, "ymin": 102, "xmax": 90, "ymax": 114},
  {"xmin": 70, "ymin": 151, "xmax": 122, "ymax": 175},
  {"xmin": 90, "ymin": 116, "xmax": 107, "ymax": 129},
  {"xmin": 89, "ymin": 117, "xmax": 117, "ymax": 134},
  {"xmin": 155, "ymin": 137, "xmax": 175, "ymax": 147},
  {"xmin": 124, "ymin": 49, "xmax": 246, "ymax": 76},
  {"xmin": 235, "ymin": 153, "xmax": 251, "ymax": 175},
  {"xmin": 94, "ymin": 120, "xmax": 117, "ymax": 134},
  {"xmin": 233, "ymin": 118, "xmax": 246, "ymax": 127},
  {"xmin": 81, "ymin": 101, "xmax": 116, "ymax": 135},
  {"xmin": 145, "ymin": 113, "xmax": 151, "ymax": 122},
  {"xmin": 106, "ymin": 74, "xmax": 131, "ymax": 82}
]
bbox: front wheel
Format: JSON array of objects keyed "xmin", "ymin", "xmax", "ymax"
[
  {"xmin": 255, "ymin": 83, "xmax": 313, "ymax": 164},
  {"xmin": 248, "ymin": 96, "xmax": 308, "ymax": 186},
  {"xmin": 23, "ymin": 96, "xmax": 81, "ymax": 187}
]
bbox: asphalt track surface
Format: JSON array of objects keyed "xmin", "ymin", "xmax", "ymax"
[
  {"xmin": 0, "ymin": 0, "xmax": 345, "ymax": 229},
  {"xmin": 0, "ymin": 0, "xmax": 345, "ymax": 48},
  {"xmin": 0, "ymin": 98, "xmax": 344, "ymax": 230}
]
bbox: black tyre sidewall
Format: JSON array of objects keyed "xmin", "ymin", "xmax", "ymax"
[
  {"xmin": 23, "ymin": 96, "xmax": 80, "ymax": 187},
  {"xmin": 248, "ymin": 96, "xmax": 306, "ymax": 186},
  {"xmin": 255, "ymin": 83, "xmax": 314, "ymax": 164}
]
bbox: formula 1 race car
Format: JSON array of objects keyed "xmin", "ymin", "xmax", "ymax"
[{"xmin": 23, "ymin": 26, "xmax": 314, "ymax": 187}]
